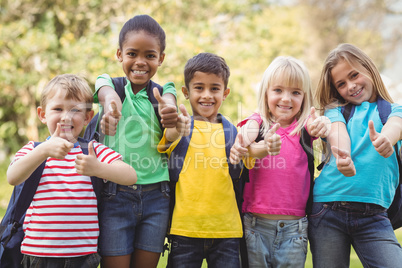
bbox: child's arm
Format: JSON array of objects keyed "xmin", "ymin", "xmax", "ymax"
[
  {"xmin": 327, "ymin": 122, "xmax": 356, "ymax": 177},
  {"xmin": 306, "ymin": 107, "xmax": 331, "ymax": 138},
  {"xmin": 98, "ymin": 86, "xmax": 122, "ymax": 136},
  {"xmin": 229, "ymin": 120, "xmax": 260, "ymax": 164},
  {"xmin": 153, "ymin": 88, "xmax": 178, "ymax": 129},
  {"xmin": 249, "ymin": 123, "xmax": 281, "ymax": 159},
  {"xmin": 75, "ymin": 141, "xmax": 137, "ymax": 185},
  {"xmin": 163, "ymin": 104, "xmax": 191, "ymax": 143},
  {"xmin": 7, "ymin": 124, "xmax": 74, "ymax": 186},
  {"xmin": 369, "ymin": 117, "xmax": 402, "ymax": 158}
]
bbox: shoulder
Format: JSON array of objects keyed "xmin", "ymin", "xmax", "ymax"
[
  {"xmin": 237, "ymin": 113, "xmax": 262, "ymax": 128},
  {"xmin": 390, "ymin": 102, "xmax": 402, "ymax": 119}
]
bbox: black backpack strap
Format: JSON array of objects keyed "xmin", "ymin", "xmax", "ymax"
[{"xmin": 299, "ymin": 128, "xmax": 315, "ymax": 214}]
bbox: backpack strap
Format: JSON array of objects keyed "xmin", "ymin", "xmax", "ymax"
[
  {"xmin": 299, "ymin": 127, "xmax": 315, "ymax": 214},
  {"xmin": 146, "ymin": 80, "xmax": 164, "ymax": 132}
]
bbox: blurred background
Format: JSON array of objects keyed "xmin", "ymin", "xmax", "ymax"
[{"xmin": 1, "ymin": 1, "xmax": 402, "ymax": 266}]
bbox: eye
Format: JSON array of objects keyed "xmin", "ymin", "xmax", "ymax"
[
  {"xmin": 351, "ymin": 72, "xmax": 359, "ymax": 79},
  {"xmin": 273, "ymin": 88, "xmax": 282, "ymax": 93},
  {"xmin": 147, "ymin": 54, "xmax": 157, "ymax": 59},
  {"xmin": 194, "ymin": 86, "xmax": 203, "ymax": 90},
  {"xmin": 53, "ymin": 108, "xmax": 62, "ymax": 111},
  {"xmin": 336, "ymin": 82, "xmax": 345, "ymax": 89},
  {"xmin": 127, "ymin": 52, "xmax": 136, "ymax": 57},
  {"xmin": 71, "ymin": 108, "xmax": 81, "ymax": 113},
  {"xmin": 293, "ymin": 91, "xmax": 301, "ymax": 95},
  {"xmin": 212, "ymin": 87, "xmax": 220, "ymax": 91}
]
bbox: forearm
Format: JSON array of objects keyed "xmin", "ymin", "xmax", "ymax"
[
  {"xmin": 98, "ymin": 86, "xmax": 122, "ymax": 112},
  {"xmin": 381, "ymin": 116, "xmax": 402, "ymax": 146},
  {"xmin": 7, "ymin": 145, "xmax": 48, "ymax": 185},
  {"xmin": 165, "ymin": 128, "xmax": 181, "ymax": 142},
  {"xmin": 327, "ymin": 122, "xmax": 351, "ymax": 153},
  {"xmin": 94, "ymin": 160, "xmax": 137, "ymax": 186},
  {"xmin": 248, "ymin": 141, "xmax": 268, "ymax": 159},
  {"xmin": 162, "ymin": 93, "xmax": 177, "ymax": 107}
]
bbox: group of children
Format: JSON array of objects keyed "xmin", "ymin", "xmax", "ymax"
[{"xmin": 4, "ymin": 13, "xmax": 402, "ymax": 268}]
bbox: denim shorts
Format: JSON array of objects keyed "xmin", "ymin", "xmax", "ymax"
[
  {"xmin": 308, "ymin": 202, "xmax": 402, "ymax": 268},
  {"xmin": 244, "ymin": 213, "xmax": 308, "ymax": 268},
  {"xmin": 22, "ymin": 253, "xmax": 100, "ymax": 268},
  {"xmin": 169, "ymin": 235, "xmax": 240, "ymax": 268},
  {"xmin": 98, "ymin": 182, "xmax": 170, "ymax": 256}
]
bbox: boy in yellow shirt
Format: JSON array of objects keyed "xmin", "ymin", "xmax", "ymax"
[{"xmin": 159, "ymin": 53, "xmax": 243, "ymax": 267}]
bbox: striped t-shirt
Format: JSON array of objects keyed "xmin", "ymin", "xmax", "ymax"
[{"xmin": 11, "ymin": 140, "xmax": 121, "ymax": 257}]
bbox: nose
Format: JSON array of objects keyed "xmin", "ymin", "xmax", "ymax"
[
  {"xmin": 281, "ymin": 91, "xmax": 291, "ymax": 102},
  {"xmin": 61, "ymin": 110, "xmax": 71, "ymax": 122},
  {"xmin": 347, "ymin": 81, "xmax": 356, "ymax": 91},
  {"xmin": 135, "ymin": 56, "xmax": 146, "ymax": 66},
  {"xmin": 201, "ymin": 90, "xmax": 212, "ymax": 99}
]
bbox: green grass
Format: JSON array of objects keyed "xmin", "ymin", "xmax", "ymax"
[{"xmin": 1, "ymin": 160, "xmax": 401, "ymax": 268}]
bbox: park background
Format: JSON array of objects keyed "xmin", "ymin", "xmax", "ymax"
[{"xmin": 1, "ymin": 0, "xmax": 402, "ymax": 267}]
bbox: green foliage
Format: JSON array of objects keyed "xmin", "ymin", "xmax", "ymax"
[{"xmin": 0, "ymin": 0, "xmax": 398, "ymax": 155}]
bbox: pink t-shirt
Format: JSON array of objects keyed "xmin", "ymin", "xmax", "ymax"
[{"xmin": 240, "ymin": 113, "xmax": 312, "ymax": 217}]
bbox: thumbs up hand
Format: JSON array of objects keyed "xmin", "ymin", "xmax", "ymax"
[
  {"xmin": 47, "ymin": 123, "xmax": 74, "ymax": 159},
  {"xmin": 265, "ymin": 123, "xmax": 281, "ymax": 155},
  {"xmin": 230, "ymin": 133, "xmax": 249, "ymax": 164},
  {"xmin": 154, "ymin": 87, "xmax": 178, "ymax": 128},
  {"xmin": 368, "ymin": 120, "xmax": 394, "ymax": 158},
  {"xmin": 75, "ymin": 141, "xmax": 99, "ymax": 176},
  {"xmin": 307, "ymin": 107, "xmax": 331, "ymax": 138},
  {"xmin": 176, "ymin": 104, "xmax": 191, "ymax": 137},
  {"xmin": 101, "ymin": 100, "xmax": 121, "ymax": 136},
  {"xmin": 331, "ymin": 146, "xmax": 356, "ymax": 177}
]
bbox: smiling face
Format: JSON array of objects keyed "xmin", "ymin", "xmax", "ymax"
[
  {"xmin": 331, "ymin": 60, "xmax": 376, "ymax": 105},
  {"xmin": 182, "ymin": 71, "xmax": 230, "ymax": 123},
  {"xmin": 38, "ymin": 89, "xmax": 93, "ymax": 143},
  {"xmin": 266, "ymin": 82, "xmax": 304, "ymax": 127},
  {"xmin": 116, "ymin": 30, "xmax": 165, "ymax": 94}
]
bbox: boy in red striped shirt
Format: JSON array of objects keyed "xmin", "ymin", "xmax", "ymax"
[{"xmin": 7, "ymin": 74, "xmax": 137, "ymax": 268}]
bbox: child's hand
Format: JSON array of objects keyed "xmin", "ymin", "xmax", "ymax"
[
  {"xmin": 331, "ymin": 146, "xmax": 356, "ymax": 177},
  {"xmin": 46, "ymin": 123, "xmax": 74, "ymax": 159},
  {"xmin": 154, "ymin": 87, "xmax": 178, "ymax": 128},
  {"xmin": 265, "ymin": 123, "xmax": 281, "ymax": 155},
  {"xmin": 101, "ymin": 100, "xmax": 121, "ymax": 136},
  {"xmin": 307, "ymin": 107, "xmax": 331, "ymax": 138},
  {"xmin": 230, "ymin": 133, "xmax": 248, "ymax": 164},
  {"xmin": 369, "ymin": 120, "xmax": 394, "ymax": 158},
  {"xmin": 75, "ymin": 141, "xmax": 99, "ymax": 176},
  {"xmin": 176, "ymin": 104, "xmax": 191, "ymax": 137}
]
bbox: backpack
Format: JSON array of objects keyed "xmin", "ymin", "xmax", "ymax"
[
  {"xmin": 165, "ymin": 114, "xmax": 246, "ymax": 267},
  {"xmin": 340, "ymin": 97, "xmax": 402, "ymax": 230},
  {"xmin": 83, "ymin": 77, "xmax": 164, "ymax": 142},
  {"xmin": 255, "ymin": 124, "xmax": 316, "ymax": 215},
  {"xmin": 0, "ymin": 138, "xmax": 102, "ymax": 268}
]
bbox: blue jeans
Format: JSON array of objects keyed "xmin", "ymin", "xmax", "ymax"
[
  {"xmin": 308, "ymin": 202, "xmax": 402, "ymax": 268},
  {"xmin": 243, "ymin": 213, "xmax": 308, "ymax": 268},
  {"xmin": 98, "ymin": 182, "xmax": 170, "ymax": 255},
  {"xmin": 169, "ymin": 235, "xmax": 240, "ymax": 268},
  {"xmin": 21, "ymin": 253, "xmax": 100, "ymax": 268}
]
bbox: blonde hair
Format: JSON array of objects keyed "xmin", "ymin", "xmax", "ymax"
[
  {"xmin": 315, "ymin": 43, "xmax": 393, "ymax": 112},
  {"xmin": 257, "ymin": 56, "xmax": 313, "ymax": 136},
  {"xmin": 41, "ymin": 74, "xmax": 93, "ymax": 111}
]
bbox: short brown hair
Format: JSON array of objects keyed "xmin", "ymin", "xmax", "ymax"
[{"xmin": 41, "ymin": 74, "xmax": 93, "ymax": 111}]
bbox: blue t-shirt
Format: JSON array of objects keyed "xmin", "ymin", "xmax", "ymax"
[{"xmin": 313, "ymin": 101, "xmax": 402, "ymax": 208}]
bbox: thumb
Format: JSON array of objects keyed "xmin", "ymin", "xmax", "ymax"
[
  {"xmin": 331, "ymin": 146, "xmax": 348, "ymax": 159},
  {"xmin": 109, "ymin": 100, "xmax": 119, "ymax": 117},
  {"xmin": 238, "ymin": 133, "xmax": 245, "ymax": 148},
  {"xmin": 310, "ymin": 107, "xmax": 317, "ymax": 120},
  {"xmin": 153, "ymin": 87, "xmax": 165, "ymax": 105},
  {"xmin": 368, "ymin": 120, "xmax": 378, "ymax": 141},
  {"xmin": 88, "ymin": 141, "xmax": 96, "ymax": 156},
  {"xmin": 53, "ymin": 123, "xmax": 61, "ymax": 137},
  {"xmin": 268, "ymin": 123, "xmax": 280, "ymax": 136},
  {"xmin": 179, "ymin": 104, "xmax": 189, "ymax": 117}
]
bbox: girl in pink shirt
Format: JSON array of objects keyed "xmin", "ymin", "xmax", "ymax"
[{"xmin": 230, "ymin": 56, "xmax": 330, "ymax": 267}]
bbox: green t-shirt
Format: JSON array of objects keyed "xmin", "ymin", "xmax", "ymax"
[{"xmin": 94, "ymin": 74, "xmax": 177, "ymax": 184}]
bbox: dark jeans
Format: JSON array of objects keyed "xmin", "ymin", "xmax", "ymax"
[
  {"xmin": 21, "ymin": 253, "xmax": 100, "ymax": 268},
  {"xmin": 169, "ymin": 235, "xmax": 240, "ymax": 268}
]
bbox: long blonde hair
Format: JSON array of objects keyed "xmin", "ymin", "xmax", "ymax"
[
  {"xmin": 315, "ymin": 43, "xmax": 393, "ymax": 112},
  {"xmin": 257, "ymin": 56, "xmax": 313, "ymax": 136}
]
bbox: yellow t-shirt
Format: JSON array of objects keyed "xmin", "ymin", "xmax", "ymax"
[{"xmin": 159, "ymin": 120, "xmax": 243, "ymax": 238}]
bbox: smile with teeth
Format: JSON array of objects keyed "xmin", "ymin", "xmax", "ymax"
[
  {"xmin": 351, "ymin": 88, "xmax": 362, "ymax": 97},
  {"xmin": 132, "ymin": 70, "xmax": 147, "ymax": 75},
  {"xmin": 277, "ymin": 105, "xmax": 292, "ymax": 110},
  {"xmin": 200, "ymin": 102, "xmax": 214, "ymax": 106}
]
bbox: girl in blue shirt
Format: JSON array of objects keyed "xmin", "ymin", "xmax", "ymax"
[{"xmin": 310, "ymin": 43, "xmax": 402, "ymax": 267}]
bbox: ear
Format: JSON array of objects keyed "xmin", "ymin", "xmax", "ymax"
[
  {"xmin": 182, "ymin": 86, "xmax": 189, "ymax": 99},
  {"xmin": 37, "ymin": 106, "xmax": 47, "ymax": 124},
  {"xmin": 84, "ymin": 110, "xmax": 94, "ymax": 126},
  {"xmin": 223, "ymin": 88, "xmax": 230, "ymax": 101},
  {"xmin": 158, "ymin": 52, "xmax": 165, "ymax": 66},
  {"xmin": 116, "ymin": 48, "xmax": 123, "ymax": 62}
]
